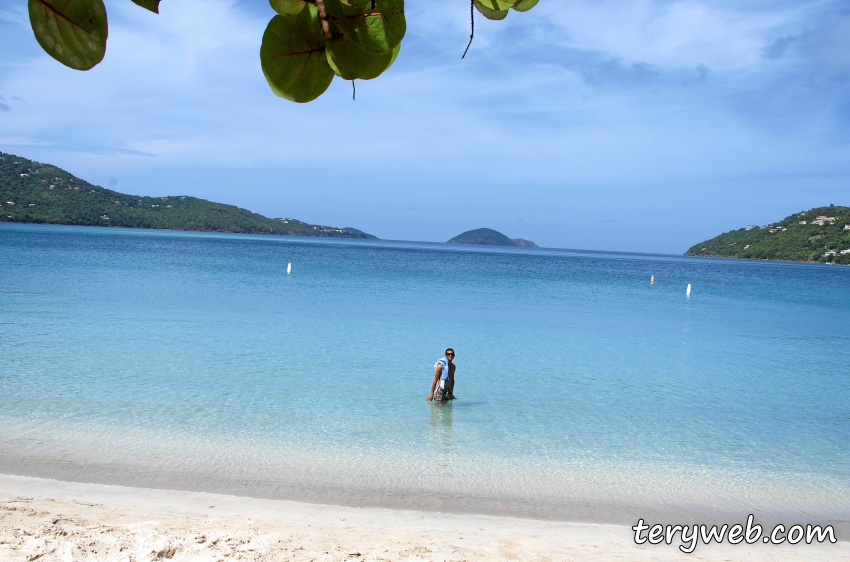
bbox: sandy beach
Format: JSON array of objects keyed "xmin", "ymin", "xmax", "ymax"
[{"xmin": 0, "ymin": 474, "xmax": 846, "ymax": 561}]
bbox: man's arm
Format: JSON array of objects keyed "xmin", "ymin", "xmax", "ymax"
[{"xmin": 427, "ymin": 364, "xmax": 441, "ymax": 401}]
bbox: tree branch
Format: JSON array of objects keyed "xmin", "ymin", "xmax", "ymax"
[{"xmin": 315, "ymin": 0, "xmax": 333, "ymax": 39}]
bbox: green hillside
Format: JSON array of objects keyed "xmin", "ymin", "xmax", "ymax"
[
  {"xmin": 686, "ymin": 205, "xmax": 850, "ymax": 264},
  {"xmin": 447, "ymin": 228, "xmax": 538, "ymax": 247},
  {"xmin": 0, "ymin": 151, "xmax": 376, "ymax": 239}
]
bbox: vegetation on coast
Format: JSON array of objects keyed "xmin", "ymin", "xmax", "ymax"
[
  {"xmin": 447, "ymin": 228, "xmax": 538, "ymax": 247},
  {"xmin": 685, "ymin": 205, "xmax": 850, "ymax": 264},
  {"xmin": 0, "ymin": 151, "xmax": 376, "ymax": 239}
]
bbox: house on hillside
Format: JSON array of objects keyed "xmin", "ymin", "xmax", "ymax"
[{"xmin": 812, "ymin": 216, "xmax": 837, "ymax": 226}]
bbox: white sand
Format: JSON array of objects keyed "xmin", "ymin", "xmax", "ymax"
[{"xmin": 0, "ymin": 474, "xmax": 847, "ymax": 561}]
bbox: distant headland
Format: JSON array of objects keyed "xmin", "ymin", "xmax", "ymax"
[
  {"xmin": 447, "ymin": 228, "xmax": 538, "ymax": 248},
  {"xmin": 686, "ymin": 205, "xmax": 849, "ymax": 265},
  {"xmin": 0, "ymin": 151, "xmax": 376, "ymax": 239}
]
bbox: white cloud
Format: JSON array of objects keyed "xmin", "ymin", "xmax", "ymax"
[{"xmin": 540, "ymin": 0, "xmax": 823, "ymax": 72}]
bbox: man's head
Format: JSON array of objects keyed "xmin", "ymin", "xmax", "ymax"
[{"xmin": 445, "ymin": 348, "xmax": 455, "ymax": 362}]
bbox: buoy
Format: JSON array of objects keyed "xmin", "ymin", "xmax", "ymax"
[
  {"xmin": 650, "ymin": 275, "xmax": 655, "ymax": 285},
  {"xmin": 686, "ymin": 283, "xmax": 692, "ymax": 296},
  {"xmin": 287, "ymin": 262, "xmax": 292, "ymax": 275}
]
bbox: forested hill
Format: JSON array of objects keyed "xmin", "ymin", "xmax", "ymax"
[
  {"xmin": 0, "ymin": 151, "xmax": 376, "ymax": 239},
  {"xmin": 447, "ymin": 228, "xmax": 538, "ymax": 247},
  {"xmin": 686, "ymin": 206, "xmax": 850, "ymax": 265}
]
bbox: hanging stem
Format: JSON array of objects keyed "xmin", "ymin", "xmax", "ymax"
[
  {"xmin": 461, "ymin": 0, "xmax": 474, "ymax": 59},
  {"xmin": 352, "ymin": 80, "xmax": 356, "ymax": 100}
]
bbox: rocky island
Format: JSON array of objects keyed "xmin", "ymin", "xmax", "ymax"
[{"xmin": 447, "ymin": 228, "xmax": 538, "ymax": 247}]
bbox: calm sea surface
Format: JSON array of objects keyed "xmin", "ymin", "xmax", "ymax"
[{"xmin": 1, "ymin": 223, "xmax": 848, "ymax": 527}]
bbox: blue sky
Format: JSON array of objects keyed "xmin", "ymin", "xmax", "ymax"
[{"xmin": 1, "ymin": 0, "xmax": 848, "ymax": 252}]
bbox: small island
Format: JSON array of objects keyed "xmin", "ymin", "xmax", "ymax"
[
  {"xmin": 0, "ymin": 151, "xmax": 376, "ymax": 239},
  {"xmin": 447, "ymin": 228, "xmax": 538, "ymax": 247},
  {"xmin": 686, "ymin": 205, "xmax": 849, "ymax": 264}
]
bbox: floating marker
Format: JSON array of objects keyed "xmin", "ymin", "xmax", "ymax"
[
  {"xmin": 287, "ymin": 262, "xmax": 292, "ymax": 275},
  {"xmin": 686, "ymin": 283, "xmax": 692, "ymax": 296},
  {"xmin": 650, "ymin": 275, "xmax": 655, "ymax": 285}
]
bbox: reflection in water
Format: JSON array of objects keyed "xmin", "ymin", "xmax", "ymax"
[{"xmin": 429, "ymin": 401, "xmax": 453, "ymax": 452}]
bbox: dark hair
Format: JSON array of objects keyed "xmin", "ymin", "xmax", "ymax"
[{"xmin": 445, "ymin": 348, "xmax": 454, "ymax": 355}]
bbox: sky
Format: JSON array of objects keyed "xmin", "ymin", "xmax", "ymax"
[{"xmin": 1, "ymin": 0, "xmax": 848, "ymax": 253}]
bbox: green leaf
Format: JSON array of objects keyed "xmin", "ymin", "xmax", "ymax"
[
  {"xmin": 28, "ymin": 0, "xmax": 108, "ymax": 70},
  {"xmin": 477, "ymin": 0, "xmax": 515, "ymax": 10},
  {"xmin": 260, "ymin": 7, "xmax": 335, "ymax": 103},
  {"xmin": 327, "ymin": 39, "xmax": 399, "ymax": 80},
  {"xmin": 269, "ymin": 0, "xmax": 304, "ymax": 15},
  {"xmin": 131, "ymin": 0, "xmax": 160, "ymax": 14},
  {"xmin": 329, "ymin": 0, "xmax": 405, "ymax": 55},
  {"xmin": 512, "ymin": 0, "xmax": 538, "ymax": 11},
  {"xmin": 473, "ymin": 0, "xmax": 508, "ymax": 20}
]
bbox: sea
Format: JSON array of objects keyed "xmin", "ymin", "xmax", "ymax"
[{"xmin": 1, "ymin": 223, "xmax": 848, "ymax": 530}]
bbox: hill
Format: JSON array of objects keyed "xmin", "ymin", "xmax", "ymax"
[
  {"xmin": 447, "ymin": 228, "xmax": 538, "ymax": 247},
  {"xmin": 0, "ymin": 151, "xmax": 376, "ymax": 239},
  {"xmin": 685, "ymin": 205, "xmax": 850, "ymax": 264}
]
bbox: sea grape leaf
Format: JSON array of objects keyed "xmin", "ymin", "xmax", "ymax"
[
  {"xmin": 473, "ymin": 0, "xmax": 508, "ymax": 20},
  {"xmin": 329, "ymin": 0, "xmax": 405, "ymax": 55},
  {"xmin": 477, "ymin": 0, "xmax": 515, "ymax": 10},
  {"xmin": 130, "ymin": 0, "xmax": 160, "ymax": 14},
  {"xmin": 327, "ymin": 39, "xmax": 399, "ymax": 80},
  {"xmin": 387, "ymin": 40, "xmax": 400, "ymax": 66},
  {"xmin": 260, "ymin": 6, "xmax": 335, "ymax": 103},
  {"xmin": 28, "ymin": 0, "xmax": 108, "ymax": 70},
  {"xmin": 269, "ymin": 0, "xmax": 304, "ymax": 15},
  {"xmin": 512, "ymin": 0, "xmax": 538, "ymax": 11}
]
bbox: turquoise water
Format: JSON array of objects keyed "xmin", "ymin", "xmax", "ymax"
[{"xmin": 1, "ymin": 223, "xmax": 849, "ymax": 526}]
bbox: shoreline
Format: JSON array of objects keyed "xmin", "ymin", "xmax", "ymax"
[
  {"xmin": 4, "ymin": 427, "xmax": 848, "ymax": 536},
  {"xmin": 2, "ymin": 414, "xmax": 848, "ymax": 537},
  {"xmin": 2, "ymin": 474, "xmax": 848, "ymax": 561}
]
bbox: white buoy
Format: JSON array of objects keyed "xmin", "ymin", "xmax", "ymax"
[
  {"xmin": 686, "ymin": 283, "xmax": 692, "ymax": 296},
  {"xmin": 287, "ymin": 262, "xmax": 292, "ymax": 275},
  {"xmin": 650, "ymin": 275, "xmax": 655, "ymax": 286}
]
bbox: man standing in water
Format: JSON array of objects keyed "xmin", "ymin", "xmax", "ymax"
[{"xmin": 427, "ymin": 348, "xmax": 456, "ymax": 402}]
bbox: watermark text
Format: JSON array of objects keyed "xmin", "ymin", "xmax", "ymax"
[{"xmin": 632, "ymin": 515, "xmax": 836, "ymax": 553}]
